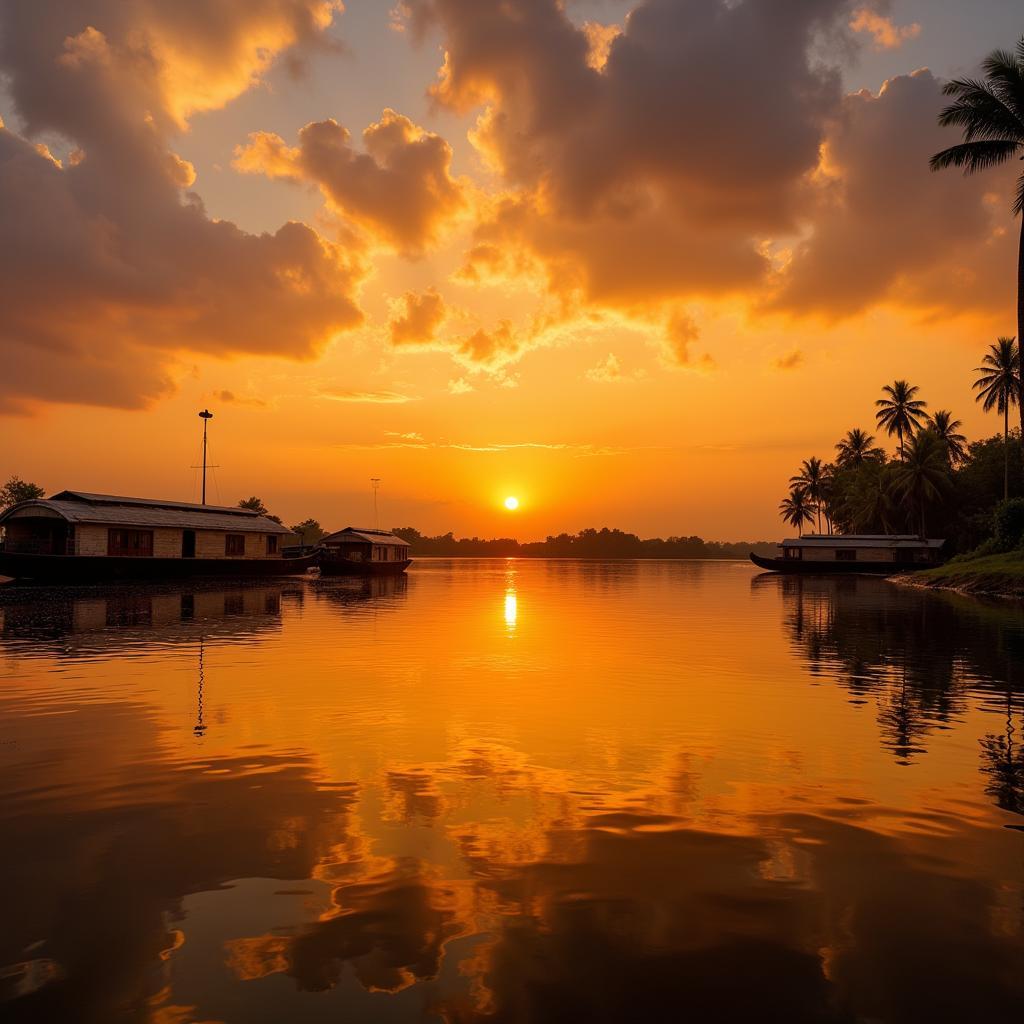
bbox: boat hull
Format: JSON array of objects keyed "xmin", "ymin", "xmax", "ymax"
[
  {"xmin": 749, "ymin": 552, "xmax": 929, "ymax": 575},
  {"xmin": 317, "ymin": 557, "xmax": 412, "ymax": 577},
  {"xmin": 0, "ymin": 550, "xmax": 320, "ymax": 584}
]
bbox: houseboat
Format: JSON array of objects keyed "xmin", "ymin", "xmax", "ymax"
[
  {"xmin": 317, "ymin": 527, "xmax": 412, "ymax": 576},
  {"xmin": 0, "ymin": 490, "xmax": 317, "ymax": 582},
  {"xmin": 750, "ymin": 534, "xmax": 946, "ymax": 575}
]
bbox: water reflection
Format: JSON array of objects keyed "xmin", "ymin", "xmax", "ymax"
[
  {"xmin": 761, "ymin": 573, "xmax": 1024, "ymax": 774},
  {"xmin": 1, "ymin": 563, "xmax": 1022, "ymax": 1022}
]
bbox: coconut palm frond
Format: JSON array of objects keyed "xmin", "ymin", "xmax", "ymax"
[
  {"xmin": 936, "ymin": 78, "xmax": 1024, "ymax": 140},
  {"xmin": 929, "ymin": 139, "xmax": 1021, "ymax": 173},
  {"xmin": 980, "ymin": 50, "xmax": 1024, "ymax": 121}
]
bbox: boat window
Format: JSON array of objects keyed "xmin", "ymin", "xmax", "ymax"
[
  {"xmin": 835, "ymin": 549, "xmax": 857, "ymax": 561},
  {"xmin": 226, "ymin": 534, "xmax": 246, "ymax": 557},
  {"xmin": 108, "ymin": 529, "xmax": 154, "ymax": 557},
  {"xmin": 783, "ymin": 547, "xmax": 801, "ymax": 559},
  {"xmin": 267, "ymin": 535, "xmax": 278, "ymax": 555}
]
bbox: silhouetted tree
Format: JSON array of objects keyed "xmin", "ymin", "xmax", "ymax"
[
  {"xmin": 928, "ymin": 410, "xmax": 969, "ymax": 467},
  {"xmin": 779, "ymin": 488, "xmax": 814, "ymax": 536},
  {"xmin": 973, "ymin": 337, "xmax": 1020, "ymax": 501},
  {"xmin": 932, "ymin": 39, "xmax": 1024, "ymax": 439},
  {"xmin": 0, "ymin": 475, "xmax": 45, "ymax": 510},
  {"xmin": 875, "ymin": 380, "xmax": 928, "ymax": 461},
  {"xmin": 835, "ymin": 428, "xmax": 884, "ymax": 468},
  {"xmin": 290, "ymin": 518, "xmax": 326, "ymax": 546},
  {"xmin": 891, "ymin": 431, "xmax": 952, "ymax": 537},
  {"xmin": 238, "ymin": 496, "xmax": 268, "ymax": 514},
  {"xmin": 790, "ymin": 457, "xmax": 828, "ymax": 533}
]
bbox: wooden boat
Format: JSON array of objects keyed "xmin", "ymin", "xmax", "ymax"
[
  {"xmin": 750, "ymin": 534, "xmax": 946, "ymax": 575},
  {"xmin": 0, "ymin": 491, "xmax": 317, "ymax": 583},
  {"xmin": 317, "ymin": 527, "xmax": 412, "ymax": 577}
]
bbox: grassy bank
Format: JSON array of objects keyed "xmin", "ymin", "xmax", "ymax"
[{"xmin": 900, "ymin": 550, "xmax": 1024, "ymax": 599}]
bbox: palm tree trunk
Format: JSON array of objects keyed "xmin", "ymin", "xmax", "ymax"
[
  {"xmin": 898, "ymin": 425, "xmax": 904, "ymax": 462},
  {"xmin": 1005, "ymin": 403, "xmax": 1010, "ymax": 503},
  {"xmin": 1018, "ymin": 214, "xmax": 1023, "ymax": 444}
]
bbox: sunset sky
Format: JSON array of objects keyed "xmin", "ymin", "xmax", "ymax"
[{"xmin": 1, "ymin": 0, "xmax": 1022, "ymax": 540}]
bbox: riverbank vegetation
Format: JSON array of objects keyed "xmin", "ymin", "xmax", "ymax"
[
  {"xmin": 779, "ymin": 347, "xmax": 1022, "ymax": 556},
  {"xmin": 392, "ymin": 528, "xmax": 778, "ymax": 560}
]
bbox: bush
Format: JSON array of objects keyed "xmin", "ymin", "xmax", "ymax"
[
  {"xmin": 949, "ymin": 536, "xmax": 1001, "ymax": 563},
  {"xmin": 993, "ymin": 497, "xmax": 1024, "ymax": 551}
]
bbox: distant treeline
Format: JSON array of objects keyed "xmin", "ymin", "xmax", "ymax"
[{"xmin": 391, "ymin": 527, "xmax": 778, "ymax": 560}]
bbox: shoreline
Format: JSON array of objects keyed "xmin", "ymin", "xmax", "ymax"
[{"xmin": 892, "ymin": 555, "xmax": 1024, "ymax": 601}]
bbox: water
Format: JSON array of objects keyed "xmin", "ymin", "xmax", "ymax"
[{"xmin": 1, "ymin": 560, "xmax": 1022, "ymax": 1023}]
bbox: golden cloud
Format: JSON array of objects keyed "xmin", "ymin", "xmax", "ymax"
[
  {"xmin": 0, "ymin": 0, "xmax": 362, "ymax": 413},
  {"xmin": 234, "ymin": 110, "xmax": 468, "ymax": 254},
  {"xmin": 849, "ymin": 8, "xmax": 921, "ymax": 51},
  {"xmin": 389, "ymin": 289, "xmax": 448, "ymax": 346}
]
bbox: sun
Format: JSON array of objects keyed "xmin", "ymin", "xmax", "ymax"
[{"xmin": 504, "ymin": 496, "xmax": 520, "ymax": 511}]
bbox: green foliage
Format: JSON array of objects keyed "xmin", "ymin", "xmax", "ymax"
[
  {"xmin": 289, "ymin": 518, "xmax": 326, "ymax": 545},
  {"xmin": 993, "ymin": 498, "xmax": 1024, "ymax": 551},
  {"xmin": 0, "ymin": 475, "xmax": 45, "ymax": 510}
]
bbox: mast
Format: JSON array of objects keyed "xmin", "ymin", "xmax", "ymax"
[
  {"xmin": 371, "ymin": 477, "xmax": 381, "ymax": 530},
  {"xmin": 199, "ymin": 409, "xmax": 214, "ymax": 505}
]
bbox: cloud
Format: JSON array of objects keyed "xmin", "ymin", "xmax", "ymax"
[
  {"xmin": 390, "ymin": 304, "xmax": 527, "ymax": 372},
  {"xmin": 582, "ymin": 21, "xmax": 622, "ymax": 72},
  {"xmin": 334, "ymin": 437, "xmax": 633, "ymax": 456},
  {"xmin": 317, "ymin": 389, "xmax": 419, "ymax": 403},
  {"xmin": 214, "ymin": 390, "xmax": 267, "ymax": 407},
  {"xmin": 586, "ymin": 353, "xmax": 624, "ymax": 383},
  {"xmin": 234, "ymin": 109, "xmax": 467, "ymax": 254},
  {"xmin": 849, "ymin": 8, "xmax": 921, "ymax": 51},
  {"xmin": 770, "ymin": 69, "xmax": 1016, "ymax": 319},
  {"xmin": 447, "ymin": 377, "xmax": 474, "ymax": 394},
  {"xmin": 389, "ymin": 289, "xmax": 447, "ymax": 346},
  {"xmin": 663, "ymin": 311, "xmax": 714, "ymax": 370},
  {"xmin": 0, "ymin": 1, "xmax": 362, "ymax": 414},
  {"xmin": 772, "ymin": 348, "xmax": 804, "ymax": 371},
  {"xmin": 585, "ymin": 352, "xmax": 644, "ymax": 383},
  {"xmin": 401, "ymin": 0, "xmax": 855, "ymax": 323},
  {"xmin": 402, "ymin": 1, "xmax": 1013, "ymax": 340}
]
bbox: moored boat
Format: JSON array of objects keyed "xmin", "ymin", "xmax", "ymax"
[
  {"xmin": 0, "ymin": 491, "xmax": 316, "ymax": 583},
  {"xmin": 317, "ymin": 527, "xmax": 412, "ymax": 576},
  {"xmin": 749, "ymin": 534, "xmax": 946, "ymax": 575}
]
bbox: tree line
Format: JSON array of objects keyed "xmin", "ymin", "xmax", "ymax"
[
  {"xmin": 779, "ymin": 350, "xmax": 1021, "ymax": 548},
  {"xmin": 390, "ymin": 527, "xmax": 779, "ymax": 560}
]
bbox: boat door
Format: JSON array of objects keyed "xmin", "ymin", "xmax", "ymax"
[{"xmin": 182, "ymin": 530, "xmax": 196, "ymax": 558}]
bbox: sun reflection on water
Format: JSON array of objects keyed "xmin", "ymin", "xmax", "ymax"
[{"xmin": 504, "ymin": 589, "xmax": 517, "ymax": 631}]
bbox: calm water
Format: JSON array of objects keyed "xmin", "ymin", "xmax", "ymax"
[{"xmin": 1, "ymin": 560, "xmax": 1023, "ymax": 1023}]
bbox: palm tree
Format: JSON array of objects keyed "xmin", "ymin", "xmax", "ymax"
[
  {"xmin": 835, "ymin": 428, "xmax": 884, "ymax": 468},
  {"xmin": 931, "ymin": 40, "xmax": 1024, "ymax": 441},
  {"xmin": 790, "ymin": 457, "xmax": 827, "ymax": 533},
  {"xmin": 973, "ymin": 336, "xmax": 1021, "ymax": 501},
  {"xmin": 875, "ymin": 381, "xmax": 928, "ymax": 461},
  {"xmin": 779, "ymin": 488, "xmax": 815, "ymax": 537},
  {"xmin": 849, "ymin": 462, "xmax": 897, "ymax": 534},
  {"xmin": 891, "ymin": 430, "xmax": 952, "ymax": 538},
  {"xmin": 927, "ymin": 410, "xmax": 968, "ymax": 467}
]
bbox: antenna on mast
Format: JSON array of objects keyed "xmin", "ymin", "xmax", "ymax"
[
  {"xmin": 371, "ymin": 477, "xmax": 381, "ymax": 530},
  {"xmin": 191, "ymin": 409, "xmax": 219, "ymax": 505}
]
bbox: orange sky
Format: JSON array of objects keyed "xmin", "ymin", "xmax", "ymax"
[{"xmin": 1, "ymin": 0, "xmax": 1021, "ymax": 539}]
